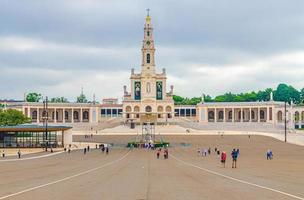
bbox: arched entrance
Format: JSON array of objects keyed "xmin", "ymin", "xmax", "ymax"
[{"xmin": 145, "ymin": 106, "xmax": 152, "ymax": 113}]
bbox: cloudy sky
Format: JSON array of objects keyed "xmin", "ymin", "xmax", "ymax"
[{"xmin": 1, "ymin": 0, "xmax": 304, "ymax": 102}]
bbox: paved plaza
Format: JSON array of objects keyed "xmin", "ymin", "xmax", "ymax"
[{"xmin": 0, "ymin": 135, "xmax": 304, "ymax": 200}]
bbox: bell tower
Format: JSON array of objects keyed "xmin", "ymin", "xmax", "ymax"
[{"xmin": 141, "ymin": 9, "xmax": 156, "ymax": 74}]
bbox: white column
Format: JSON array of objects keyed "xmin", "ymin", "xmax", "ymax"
[
  {"xmin": 63, "ymin": 109, "xmax": 66, "ymax": 123},
  {"xmin": 267, "ymin": 107, "xmax": 270, "ymax": 122},
  {"xmin": 89, "ymin": 108, "xmax": 93, "ymax": 123},
  {"xmin": 215, "ymin": 108, "xmax": 217, "ymax": 122},
  {"xmin": 205, "ymin": 108, "xmax": 208, "ymax": 123},
  {"xmin": 72, "ymin": 108, "xmax": 74, "ymax": 123},
  {"xmin": 258, "ymin": 107, "xmax": 261, "ymax": 122},
  {"xmin": 249, "ymin": 108, "xmax": 252, "ymax": 122},
  {"xmin": 37, "ymin": 108, "xmax": 40, "ymax": 123},
  {"xmin": 232, "ymin": 108, "xmax": 235, "ymax": 123},
  {"xmin": 241, "ymin": 108, "xmax": 243, "ymax": 123},
  {"xmin": 27, "ymin": 107, "xmax": 30, "ymax": 118},
  {"xmin": 80, "ymin": 108, "xmax": 83, "ymax": 123},
  {"xmin": 54, "ymin": 108, "xmax": 57, "ymax": 123},
  {"xmin": 223, "ymin": 108, "xmax": 226, "ymax": 122}
]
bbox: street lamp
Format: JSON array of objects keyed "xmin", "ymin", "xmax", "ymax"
[{"xmin": 43, "ymin": 96, "xmax": 49, "ymax": 151}]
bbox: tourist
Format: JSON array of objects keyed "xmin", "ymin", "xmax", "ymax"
[
  {"xmin": 96, "ymin": 144, "xmax": 98, "ymax": 149},
  {"xmin": 18, "ymin": 149, "xmax": 21, "ymax": 159},
  {"xmin": 164, "ymin": 148, "xmax": 168, "ymax": 159},
  {"xmin": 204, "ymin": 149, "xmax": 208, "ymax": 157},
  {"xmin": 102, "ymin": 146, "xmax": 105, "ymax": 153},
  {"xmin": 2, "ymin": 150, "xmax": 5, "ymax": 158},
  {"xmin": 208, "ymin": 147, "xmax": 211, "ymax": 155},
  {"xmin": 231, "ymin": 149, "xmax": 238, "ymax": 168},
  {"xmin": 106, "ymin": 147, "xmax": 109, "ymax": 155},
  {"xmin": 87, "ymin": 145, "xmax": 90, "ymax": 152},
  {"xmin": 64, "ymin": 147, "xmax": 67, "ymax": 152},
  {"xmin": 217, "ymin": 150, "xmax": 220, "ymax": 157},
  {"xmin": 221, "ymin": 151, "xmax": 227, "ymax": 168},
  {"xmin": 51, "ymin": 148, "xmax": 53, "ymax": 153},
  {"xmin": 84, "ymin": 148, "xmax": 87, "ymax": 155},
  {"xmin": 68, "ymin": 148, "xmax": 71, "ymax": 154},
  {"xmin": 266, "ymin": 149, "xmax": 273, "ymax": 160},
  {"xmin": 157, "ymin": 149, "xmax": 160, "ymax": 159}
]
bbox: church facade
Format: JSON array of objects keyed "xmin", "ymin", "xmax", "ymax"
[{"xmin": 122, "ymin": 13, "xmax": 174, "ymax": 123}]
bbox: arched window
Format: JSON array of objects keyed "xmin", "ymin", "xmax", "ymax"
[
  {"xmin": 126, "ymin": 106, "xmax": 132, "ymax": 112},
  {"xmin": 251, "ymin": 110, "xmax": 255, "ymax": 120},
  {"xmin": 228, "ymin": 111, "xmax": 233, "ymax": 120},
  {"xmin": 65, "ymin": 111, "xmax": 69, "ymax": 120},
  {"xmin": 295, "ymin": 111, "xmax": 300, "ymax": 122},
  {"xmin": 208, "ymin": 111, "xmax": 215, "ymax": 121},
  {"xmin": 260, "ymin": 110, "xmax": 265, "ymax": 119},
  {"xmin": 83, "ymin": 111, "xmax": 89, "ymax": 120},
  {"xmin": 145, "ymin": 106, "xmax": 152, "ymax": 113},
  {"xmin": 32, "ymin": 111, "xmax": 37, "ymax": 119},
  {"xmin": 73, "ymin": 111, "xmax": 79, "ymax": 120},
  {"xmin": 146, "ymin": 53, "xmax": 150, "ymax": 64},
  {"xmin": 218, "ymin": 111, "xmax": 224, "ymax": 120},
  {"xmin": 238, "ymin": 111, "xmax": 242, "ymax": 120},
  {"xmin": 147, "ymin": 31, "xmax": 150, "ymax": 36}
]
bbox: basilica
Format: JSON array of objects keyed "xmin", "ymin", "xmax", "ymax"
[{"xmin": 6, "ymin": 13, "xmax": 304, "ymax": 130}]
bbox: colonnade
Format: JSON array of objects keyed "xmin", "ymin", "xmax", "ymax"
[{"xmin": 25, "ymin": 107, "xmax": 92, "ymax": 123}]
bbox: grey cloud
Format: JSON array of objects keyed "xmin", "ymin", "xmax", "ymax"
[{"xmin": 0, "ymin": 0, "xmax": 304, "ymax": 100}]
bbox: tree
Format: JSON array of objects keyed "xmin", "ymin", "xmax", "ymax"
[
  {"xmin": 77, "ymin": 93, "xmax": 88, "ymax": 103},
  {"xmin": 26, "ymin": 93, "xmax": 42, "ymax": 102},
  {"xmin": 50, "ymin": 97, "xmax": 69, "ymax": 103},
  {"xmin": 274, "ymin": 83, "xmax": 300, "ymax": 104},
  {"xmin": 300, "ymin": 88, "xmax": 304, "ymax": 104},
  {"xmin": 0, "ymin": 109, "xmax": 31, "ymax": 126}
]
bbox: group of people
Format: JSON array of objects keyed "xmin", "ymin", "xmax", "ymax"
[
  {"xmin": 156, "ymin": 148, "xmax": 168, "ymax": 159},
  {"xmin": 198, "ymin": 146, "xmax": 275, "ymax": 168},
  {"xmin": 197, "ymin": 147, "xmax": 211, "ymax": 157},
  {"xmin": 197, "ymin": 146, "xmax": 239, "ymax": 168}
]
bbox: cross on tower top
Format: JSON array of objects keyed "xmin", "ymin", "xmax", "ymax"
[{"xmin": 146, "ymin": 8, "xmax": 150, "ymax": 16}]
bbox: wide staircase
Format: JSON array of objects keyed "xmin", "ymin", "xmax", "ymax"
[
  {"xmin": 71, "ymin": 117, "xmax": 124, "ymax": 131},
  {"xmin": 173, "ymin": 117, "xmax": 288, "ymax": 133}
]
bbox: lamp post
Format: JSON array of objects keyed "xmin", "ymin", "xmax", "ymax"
[{"xmin": 43, "ymin": 96, "xmax": 49, "ymax": 151}]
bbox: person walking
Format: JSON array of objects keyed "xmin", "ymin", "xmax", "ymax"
[
  {"xmin": 221, "ymin": 151, "xmax": 227, "ymax": 168},
  {"xmin": 84, "ymin": 148, "xmax": 87, "ymax": 155},
  {"xmin": 231, "ymin": 149, "xmax": 238, "ymax": 168},
  {"xmin": 18, "ymin": 149, "xmax": 21, "ymax": 159},
  {"xmin": 68, "ymin": 148, "xmax": 71, "ymax": 154},
  {"xmin": 266, "ymin": 149, "xmax": 273, "ymax": 160},
  {"xmin": 106, "ymin": 147, "xmax": 109, "ymax": 155},
  {"xmin": 157, "ymin": 149, "xmax": 160, "ymax": 159},
  {"xmin": 87, "ymin": 145, "xmax": 90, "ymax": 152},
  {"xmin": 197, "ymin": 148, "xmax": 201, "ymax": 156},
  {"xmin": 2, "ymin": 150, "xmax": 5, "ymax": 158}
]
